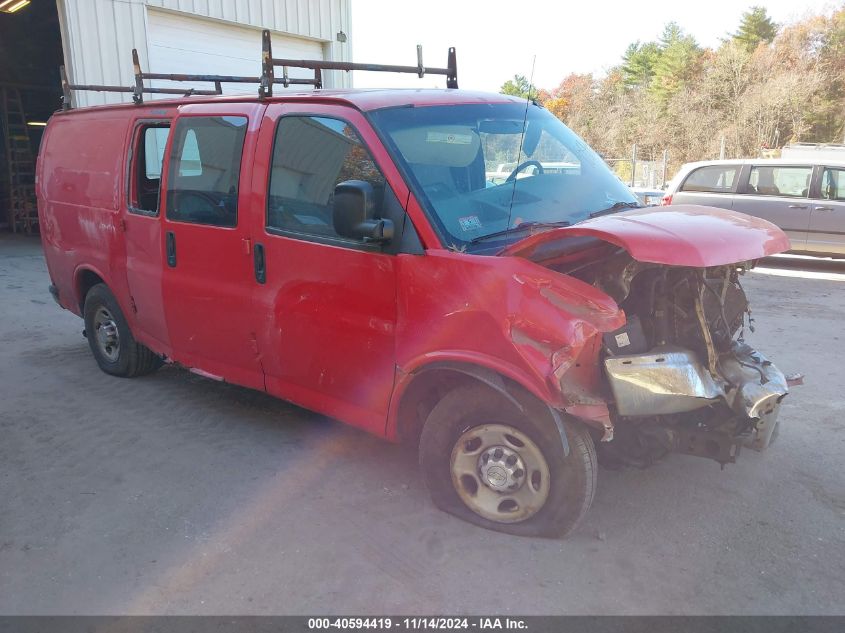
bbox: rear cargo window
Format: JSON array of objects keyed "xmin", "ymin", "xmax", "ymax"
[
  {"xmin": 129, "ymin": 124, "xmax": 170, "ymax": 215},
  {"xmin": 680, "ymin": 165, "xmax": 738, "ymax": 193},
  {"xmin": 266, "ymin": 116, "xmax": 385, "ymax": 241},
  {"xmin": 165, "ymin": 116, "xmax": 247, "ymax": 227}
]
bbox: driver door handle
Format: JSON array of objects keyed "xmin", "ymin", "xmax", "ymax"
[
  {"xmin": 814, "ymin": 206, "xmax": 833, "ymax": 212},
  {"xmin": 166, "ymin": 231, "xmax": 177, "ymax": 267},
  {"xmin": 788, "ymin": 204, "xmax": 808, "ymax": 209},
  {"xmin": 254, "ymin": 243, "xmax": 266, "ymax": 284}
]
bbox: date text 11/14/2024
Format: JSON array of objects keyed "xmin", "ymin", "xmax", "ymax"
[{"xmin": 307, "ymin": 618, "xmax": 528, "ymax": 630}]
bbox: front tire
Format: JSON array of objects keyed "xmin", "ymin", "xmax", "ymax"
[
  {"xmin": 83, "ymin": 283, "xmax": 162, "ymax": 377},
  {"xmin": 419, "ymin": 384, "xmax": 597, "ymax": 537}
]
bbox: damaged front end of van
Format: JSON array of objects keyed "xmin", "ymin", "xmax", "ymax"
[{"xmin": 503, "ymin": 205, "xmax": 799, "ymax": 468}]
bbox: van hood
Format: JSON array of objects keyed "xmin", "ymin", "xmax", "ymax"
[{"xmin": 499, "ymin": 205, "xmax": 790, "ymax": 267}]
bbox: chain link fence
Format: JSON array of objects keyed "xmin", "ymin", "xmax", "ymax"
[{"xmin": 603, "ymin": 146, "xmax": 670, "ymax": 190}]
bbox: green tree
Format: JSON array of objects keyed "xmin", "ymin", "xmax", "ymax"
[
  {"xmin": 733, "ymin": 6, "xmax": 778, "ymax": 51},
  {"xmin": 650, "ymin": 23, "xmax": 701, "ymax": 102},
  {"xmin": 659, "ymin": 22, "xmax": 685, "ymax": 48},
  {"xmin": 621, "ymin": 41, "xmax": 662, "ymax": 87},
  {"xmin": 500, "ymin": 74, "xmax": 535, "ymax": 99}
]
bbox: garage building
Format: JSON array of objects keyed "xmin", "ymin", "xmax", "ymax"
[{"xmin": 0, "ymin": 0, "xmax": 352, "ymax": 232}]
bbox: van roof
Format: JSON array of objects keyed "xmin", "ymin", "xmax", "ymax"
[{"xmin": 54, "ymin": 88, "xmax": 522, "ymax": 117}]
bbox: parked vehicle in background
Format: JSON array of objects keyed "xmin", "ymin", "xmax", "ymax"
[
  {"xmin": 780, "ymin": 143, "xmax": 845, "ymax": 162},
  {"xmin": 663, "ymin": 159, "xmax": 845, "ymax": 257},
  {"xmin": 38, "ymin": 84, "xmax": 794, "ymax": 538},
  {"xmin": 486, "ymin": 161, "xmax": 580, "ymax": 186},
  {"xmin": 630, "ymin": 187, "xmax": 665, "ymax": 206}
]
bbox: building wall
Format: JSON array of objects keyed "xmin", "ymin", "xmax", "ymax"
[{"xmin": 57, "ymin": 0, "xmax": 352, "ymax": 107}]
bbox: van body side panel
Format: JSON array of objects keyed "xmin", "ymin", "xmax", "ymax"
[
  {"xmin": 387, "ymin": 249, "xmax": 625, "ymax": 439},
  {"xmin": 37, "ymin": 113, "xmax": 132, "ymax": 317}
]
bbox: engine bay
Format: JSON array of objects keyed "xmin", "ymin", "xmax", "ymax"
[{"xmin": 553, "ymin": 248, "xmax": 790, "ymax": 467}]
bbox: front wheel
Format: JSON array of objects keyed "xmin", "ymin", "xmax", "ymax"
[
  {"xmin": 83, "ymin": 283, "xmax": 162, "ymax": 378},
  {"xmin": 419, "ymin": 384, "xmax": 597, "ymax": 537}
]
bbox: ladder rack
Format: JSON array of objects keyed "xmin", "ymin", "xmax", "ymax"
[{"xmin": 60, "ymin": 29, "xmax": 458, "ymax": 109}]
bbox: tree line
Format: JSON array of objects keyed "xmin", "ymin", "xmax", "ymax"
[{"xmin": 501, "ymin": 5, "xmax": 845, "ymax": 178}]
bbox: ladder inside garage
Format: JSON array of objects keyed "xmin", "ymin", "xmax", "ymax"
[{"xmin": 0, "ymin": 86, "xmax": 38, "ymax": 234}]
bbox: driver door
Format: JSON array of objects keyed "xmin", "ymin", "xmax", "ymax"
[
  {"xmin": 249, "ymin": 104, "xmax": 410, "ymax": 433},
  {"xmin": 160, "ymin": 104, "xmax": 265, "ymax": 389}
]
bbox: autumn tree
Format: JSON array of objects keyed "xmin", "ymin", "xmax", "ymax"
[
  {"xmin": 541, "ymin": 73, "xmax": 594, "ymax": 122},
  {"xmin": 498, "ymin": 5, "xmax": 845, "ymax": 177}
]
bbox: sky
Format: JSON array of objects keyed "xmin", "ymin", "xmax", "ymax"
[{"xmin": 350, "ymin": 0, "xmax": 841, "ymax": 92}]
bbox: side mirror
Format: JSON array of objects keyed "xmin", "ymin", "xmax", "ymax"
[{"xmin": 333, "ymin": 180, "xmax": 394, "ymax": 243}]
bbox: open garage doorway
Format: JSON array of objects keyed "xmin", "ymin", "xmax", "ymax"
[{"xmin": 0, "ymin": 0, "xmax": 63, "ymax": 233}]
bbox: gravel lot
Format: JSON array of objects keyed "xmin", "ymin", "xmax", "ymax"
[{"xmin": 1, "ymin": 234, "xmax": 843, "ymax": 615}]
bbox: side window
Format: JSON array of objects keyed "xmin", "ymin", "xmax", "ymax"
[
  {"xmin": 748, "ymin": 165, "xmax": 812, "ymax": 198},
  {"xmin": 266, "ymin": 116, "xmax": 386, "ymax": 241},
  {"xmin": 129, "ymin": 124, "xmax": 170, "ymax": 215},
  {"xmin": 680, "ymin": 165, "xmax": 738, "ymax": 193},
  {"xmin": 165, "ymin": 116, "xmax": 248, "ymax": 227},
  {"xmin": 821, "ymin": 168, "xmax": 845, "ymax": 201}
]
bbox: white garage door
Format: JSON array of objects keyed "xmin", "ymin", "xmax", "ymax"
[{"xmin": 146, "ymin": 10, "xmax": 325, "ymax": 97}]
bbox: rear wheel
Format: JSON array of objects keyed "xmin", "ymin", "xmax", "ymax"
[
  {"xmin": 419, "ymin": 383, "xmax": 597, "ymax": 537},
  {"xmin": 83, "ymin": 283, "xmax": 162, "ymax": 377}
]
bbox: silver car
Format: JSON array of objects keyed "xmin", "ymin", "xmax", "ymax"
[{"xmin": 663, "ymin": 158, "xmax": 845, "ymax": 256}]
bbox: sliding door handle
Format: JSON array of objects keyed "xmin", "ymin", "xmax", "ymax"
[
  {"xmin": 814, "ymin": 206, "xmax": 833, "ymax": 212},
  {"xmin": 788, "ymin": 204, "xmax": 808, "ymax": 209},
  {"xmin": 254, "ymin": 243, "xmax": 266, "ymax": 284},
  {"xmin": 165, "ymin": 231, "xmax": 177, "ymax": 267}
]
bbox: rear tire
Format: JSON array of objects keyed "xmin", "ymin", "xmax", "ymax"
[
  {"xmin": 419, "ymin": 383, "xmax": 597, "ymax": 538},
  {"xmin": 83, "ymin": 283, "xmax": 162, "ymax": 377}
]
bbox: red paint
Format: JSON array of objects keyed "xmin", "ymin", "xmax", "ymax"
[
  {"xmin": 501, "ymin": 205, "xmax": 790, "ymax": 268},
  {"xmin": 37, "ymin": 91, "xmax": 790, "ymax": 442},
  {"xmin": 160, "ymin": 103, "xmax": 266, "ymax": 391}
]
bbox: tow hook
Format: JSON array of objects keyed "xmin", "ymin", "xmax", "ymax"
[{"xmin": 785, "ymin": 373, "xmax": 804, "ymax": 387}]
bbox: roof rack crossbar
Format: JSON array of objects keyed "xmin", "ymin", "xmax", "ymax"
[
  {"xmin": 59, "ymin": 30, "xmax": 458, "ymax": 109},
  {"xmin": 271, "ymin": 58, "xmax": 453, "ymax": 76},
  {"xmin": 259, "ymin": 29, "xmax": 457, "ymax": 96},
  {"xmin": 65, "ymin": 84, "xmax": 221, "ymax": 95},
  {"xmin": 140, "ymin": 73, "xmax": 318, "ymax": 86}
]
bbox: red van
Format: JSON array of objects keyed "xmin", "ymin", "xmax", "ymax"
[{"xmin": 37, "ymin": 85, "xmax": 793, "ymax": 537}]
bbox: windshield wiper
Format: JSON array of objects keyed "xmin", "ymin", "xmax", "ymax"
[
  {"xmin": 470, "ymin": 220, "xmax": 571, "ymax": 244},
  {"xmin": 589, "ymin": 201, "xmax": 642, "ymax": 218}
]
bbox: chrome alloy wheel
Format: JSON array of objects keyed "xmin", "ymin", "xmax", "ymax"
[
  {"xmin": 93, "ymin": 306, "xmax": 120, "ymax": 362},
  {"xmin": 450, "ymin": 424, "xmax": 551, "ymax": 524}
]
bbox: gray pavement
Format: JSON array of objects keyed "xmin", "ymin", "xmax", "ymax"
[{"xmin": 1, "ymin": 234, "xmax": 843, "ymax": 615}]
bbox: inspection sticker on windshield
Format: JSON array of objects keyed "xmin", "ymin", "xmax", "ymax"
[
  {"xmin": 427, "ymin": 131, "xmax": 473, "ymax": 145},
  {"xmin": 615, "ymin": 332, "xmax": 631, "ymax": 348},
  {"xmin": 458, "ymin": 215, "xmax": 483, "ymax": 232}
]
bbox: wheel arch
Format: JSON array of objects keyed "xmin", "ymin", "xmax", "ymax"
[
  {"xmin": 74, "ymin": 266, "xmax": 109, "ymax": 312},
  {"xmin": 388, "ymin": 358, "xmax": 569, "ymax": 455}
]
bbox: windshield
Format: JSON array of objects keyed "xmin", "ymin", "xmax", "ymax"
[{"xmin": 369, "ymin": 102, "xmax": 639, "ymax": 249}]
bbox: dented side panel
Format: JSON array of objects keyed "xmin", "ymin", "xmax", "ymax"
[{"xmin": 387, "ymin": 249, "xmax": 625, "ymax": 438}]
